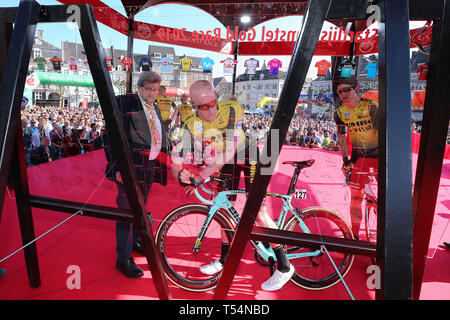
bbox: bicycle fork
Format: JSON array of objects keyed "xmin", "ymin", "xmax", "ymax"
[{"xmin": 192, "ymin": 203, "xmax": 223, "ymax": 252}]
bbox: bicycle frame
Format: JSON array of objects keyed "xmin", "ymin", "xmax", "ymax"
[{"xmin": 192, "ymin": 181, "xmax": 322, "ymax": 262}]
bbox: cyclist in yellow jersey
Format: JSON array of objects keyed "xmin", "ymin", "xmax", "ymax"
[
  {"xmin": 175, "ymin": 94, "xmax": 194, "ymax": 127},
  {"xmin": 156, "ymin": 86, "xmax": 178, "ymax": 127},
  {"xmin": 334, "ymin": 79, "xmax": 379, "ymax": 238},
  {"xmin": 171, "ymin": 80, "xmax": 294, "ymax": 292}
]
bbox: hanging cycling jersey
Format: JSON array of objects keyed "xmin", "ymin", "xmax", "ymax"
[
  {"xmin": 338, "ymin": 60, "xmax": 356, "ymax": 78},
  {"xmin": 268, "ymin": 58, "xmax": 282, "ymax": 75},
  {"xmin": 105, "ymin": 56, "xmax": 112, "ymax": 71},
  {"xmin": 50, "ymin": 56, "xmax": 62, "ymax": 71},
  {"xmin": 220, "ymin": 58, "xmax": 238, "ymax": 74},
  {"xmin": 158, "ymin": 57, "xmax": 174, "ymax": 72},
  {"xmin": 334, "ymin": 98, "xmax": 379, "ymax": 150},
  {"xmin": 180, "ymin": 57, "xmax": 193, "ymax": 72},
  {"xmin": 121, "ymin": 56, "xmax": 132, "ymax": 71},
  {"xmin": 244, "ymin": 58, "xmax": 259, "ymax": 74},
  {"xmin": 200, "ymin": 57, "xmax": 214, "ymax": 73},
  {"xmin": 34, "ymin": 57, "xmax": 46, "ymax": 71},
  {"xmin": 315, "ymin": 59, "xmax": 331, "ymax": 76},
  {"xmin": 139, "ymin": 56, "xmax": 152, "ymax": 71},
  {"xmin": 365, "ymin": 61, "xmax": 378, "ymax": 79},
  {"xmin": 417, "ymin": 63, "xmax": 429, "ymax": 80}
]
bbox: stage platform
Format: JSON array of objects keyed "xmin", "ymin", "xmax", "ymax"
[{"xmin": 0, "ymin": 146, "xmax": 449, "ymax": 300}]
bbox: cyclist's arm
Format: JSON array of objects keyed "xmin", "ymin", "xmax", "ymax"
[
  {"xmin": 334, "ymin": 111, "xmax": 349, "ymax": 160},
  {"xmin": 196, "ymin": 136, "xmax": 238, "ymax": 180},
  {"xmin": 369, "ymin": 101, "xmax": 379, "ymax": 132},
  {"xmin": 170, "ymin": 101, "xmax": 179, "ymax": 122}
]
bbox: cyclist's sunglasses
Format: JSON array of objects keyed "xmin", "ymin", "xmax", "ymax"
[
  {"xmin": 337, "ymin": 87, "xmax": 355, "ymax": 95},
  {"xmin": 195, "ymin": 100, "xmax": 217, "ymax": 110}
]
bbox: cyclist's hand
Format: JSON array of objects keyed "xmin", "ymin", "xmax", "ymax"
[
  {"xmin": 115, "ymin": 171, "xmax": 123, "ymax": 184},
  {"xmin": 341, "ymin": 161, "xmax": 353, "ymax": 177},
  {"xmin": 179, "ymin": 168, "xmax": 193, "ymax": 185}
]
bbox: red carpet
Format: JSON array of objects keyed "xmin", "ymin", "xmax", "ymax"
[{"xmin": 0, "ymin": 146, "xmax": 449, "ymax": 300}]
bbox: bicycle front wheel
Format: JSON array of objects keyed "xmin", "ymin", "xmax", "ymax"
[
  {"xmin": 155, "ymin": 204, "xmax": 235, "ymax": 292},
  {"xmin": 284, "ymin": 207, "xmax": 355, "ymax": 290}
]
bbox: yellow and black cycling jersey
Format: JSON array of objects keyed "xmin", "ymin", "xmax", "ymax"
[
  {"xmin": 334, "ymin": 98, "xmax": 379, "ymax": 150},
  {"xmin": 156, "ymin": 95, "xmax": 176, "ymax": 121},
  {"xmin": 173, "ymin": 101, "xmax": 248, "ymax": 163},
  {"xmin": 177, "ymin": 103, "xmax": 194, "ymax": 124}
]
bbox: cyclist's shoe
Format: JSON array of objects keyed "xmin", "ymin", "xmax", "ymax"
[
  {"xmin": 199, "ymin": 260, "xmax": 223, "ymax": 275},
  {"xmin": 261, "ymin": 264, "xmax": 295, "ymax": 291}
]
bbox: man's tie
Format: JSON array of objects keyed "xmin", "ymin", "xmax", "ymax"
[{"xmin": 143, "ymin": 102, "xmax": 161, "ymax": 150}]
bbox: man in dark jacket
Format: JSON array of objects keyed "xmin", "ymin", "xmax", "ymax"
[
  {"xmin": 30, "ymin": 136, "xmax": 60, "ymax": 165},
  {"xmin": 104, "ymin": 71, "xmax": 169, "ymax": 278}
]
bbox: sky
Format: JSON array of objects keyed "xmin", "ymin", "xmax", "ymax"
[{"xmin": 3, "ymin": 0, "xmax": 425, "ymax": 81}]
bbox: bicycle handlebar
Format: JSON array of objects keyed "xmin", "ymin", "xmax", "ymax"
[{"xmin": 191, "ymin": 176, "xmax": 232, "ymax": 205}]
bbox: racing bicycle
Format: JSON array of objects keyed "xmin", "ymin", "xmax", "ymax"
[
  {"xmin": 155, "ymin": 159, "xmax": 355, "ymax": 292},
  {"xmin": 345, "ymin": 167, "xmax": 378, "ymax": 244}
]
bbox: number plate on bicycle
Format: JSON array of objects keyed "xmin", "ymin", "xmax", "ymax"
[{"xmin": 294, "ymin": 189, "xmax": 307, "ymax": 199}]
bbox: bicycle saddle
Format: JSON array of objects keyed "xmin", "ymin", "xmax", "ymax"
[{"xmin": 282, "ymin": 159, "xmax": 315, "ymax": 168}]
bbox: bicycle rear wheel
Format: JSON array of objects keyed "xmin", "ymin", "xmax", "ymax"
[
  {"xmin": 155, "ymin": 204, "xmax": 235, "ymax": 292},
  {"xmin": 283, "ymin": 207, "xmax": 355, "ymax": 290}
]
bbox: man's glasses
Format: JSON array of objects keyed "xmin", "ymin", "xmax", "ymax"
[
  {"xmin": 337, "ymin": 87, "xmax": 355, "ymax": 95},
  {"xmin": 196, "ymin": 100, "xmax": 217, "ymax": 111}
]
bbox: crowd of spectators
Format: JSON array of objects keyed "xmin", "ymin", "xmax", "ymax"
[
  {"xmin": 20, "ymin": 104, "xmax": 448, "ymax": 168},
  {"xmin": 242, "ymin": 112, "xmax": 339, "ymax": 150},
  {"xmin": 21, "ymin": 104, "xmax": 105, "ymax": 166}
]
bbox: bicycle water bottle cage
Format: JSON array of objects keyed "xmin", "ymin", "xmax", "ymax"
[{"xmin": 282, "ymin": 159, "xmax": 315, "ymax": 169}]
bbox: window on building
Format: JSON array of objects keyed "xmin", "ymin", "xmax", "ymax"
[
  {"xmin": 191, "ymin": 74, "xmax": 194, "ymax": 80},
  {"xmin": 166, "ymin": 54, "xmax": 173, "ymax": 59},
  {"xmin": 153, "ymin": 53, "xmax": 161, "ymax": 59},
  {"xmin": 33, "ymin": 48, "xmax": 41, "ymax": 59},
  {"xmin": 273, "ymin": 84, "xmax": 277, "ymax": 89}
]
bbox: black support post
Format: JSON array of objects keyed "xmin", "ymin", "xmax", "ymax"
[
  {"xmin": 12, "ymin": 122, "xmax": 40, "ymax": 288},
  {"xmin": 376, "ymin": 0, "xmax": 413, "ymax": 300},
  {"xmin": 76, "ymin": 4, "xmax": 170, "ymax": 300},
  {"xmin": 412, "ymin": 0, "xmax": 450, "ymax": 300},
  {"xmin": 213, "ymin": 0, "xmax": 332, "ymax": 300},
  {"xmin": 126, "ymin": 13, "xmax": 134, "ymax": 94},
  {"xmin": 0, "ymin": 0, "xmax": 40, "ymax": 227}
]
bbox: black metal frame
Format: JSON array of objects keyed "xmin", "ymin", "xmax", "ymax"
[
  {"xmin": 0, "ymin": 0, "xmax": 448, "ymax": 300},
  {"xmin": 412, "ymin": 0, "xmax": 450, "ymax": 300},
  {"xmin": 213, "ymin": 0, "xmax": 449, "ymax": 300},
  {"xmin": 0, "ymin": 1, "xmax": 170, "ymax": 300}
]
